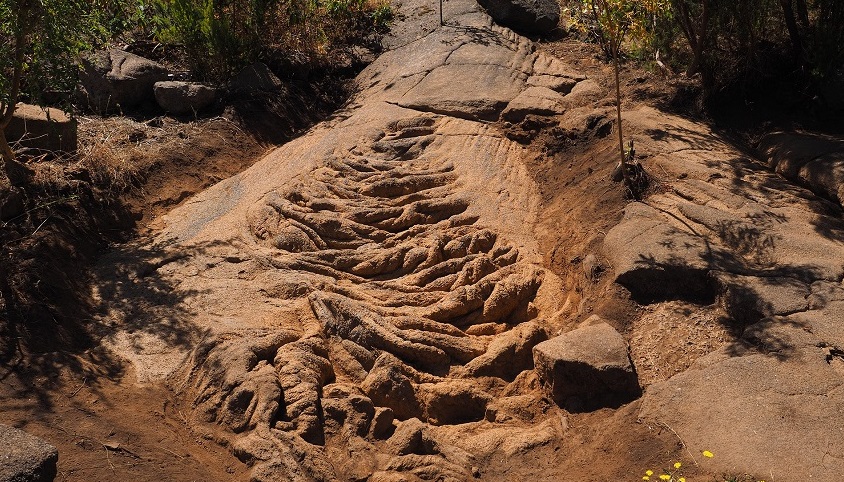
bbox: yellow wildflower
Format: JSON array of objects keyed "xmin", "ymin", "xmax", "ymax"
[
  {"xmin": 646, "ymin": 470, "xmax": 654, "ymax": 476},
  {"xmin": 702, "ymin": 450, "xmax": 714, "ymax": 458},
  {"xmin": 678, "ymin": 478, "xmax": 686, "ymax": 482},
  {"xmin": 673, "ymin": 462, "xmax": 682, "ymax": 469},
  {"xmin": 659, "ymin": 475, "xmax": 671, "ymax": 481},
  {"xmin": 642, "ymin": 477, "xmax": 650, "ymax": 481}
]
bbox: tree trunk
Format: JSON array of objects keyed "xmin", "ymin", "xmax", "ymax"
[
  {"xmin": 613, "ymin": 46, "xmax": 627, "ymax": 190},
  {"xmin": 780, "ymin": 0, "xmax": 806, "ymax": 66}
]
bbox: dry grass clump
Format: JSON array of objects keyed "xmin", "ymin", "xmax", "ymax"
[{"xmin": 74, "ymin": 115, "xmax": 230, "ymax": 193}]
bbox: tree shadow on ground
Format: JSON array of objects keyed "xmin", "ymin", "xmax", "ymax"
[
  {"xmin": 631, "ymin": 117, "xmax": 844, "ymax": 363},
  {"xmin": 0, "ymin": 232, "xmax": 227, "ymax": 416}
]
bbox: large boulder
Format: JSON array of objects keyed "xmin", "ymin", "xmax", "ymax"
[
  {"xmin": 758, "ymin": 131, "xmax": 844, "ymax": 206},
  {"xmin": 532, "ymin": 320, "xmax": 640, "ymax": 411},
  {"xmin": 79, "ymin": 49, "xmax": 169, "ymax": 113},
  {"xmin": 154, "ymin": 81, "xmax": 218, "ymax": 115},
  {"xmin": 476, "ymin": 0, "xmax": 560, "ymax": 36},
  {"xmin": 4, "ymin": 103, "xmax": 77, "ymax": 153},
  {"xmin": 0, "ymin": 424, "xmax": 58, "ymax": 482}
]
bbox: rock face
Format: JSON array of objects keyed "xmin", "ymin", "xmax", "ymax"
[
  {"xmin": 4, "ymin": 103, "xmax": 77, "ymax": 153},
  {"xmin": 0, "ymin": 425, "xmax": 58, "ymax": 482},
  {"xmin": 533, "ymin": 321, "xmax": 640, "ymax": 411},
  {"xmin": 154, "ymin": 81, "xmax": 218, "ymax": 115},
  {"xmin": 477, "ymin": 0, "xmax": 560, "ymax": 35},
  {"xmin": 608, "ymin": 108, "xmax": 844, "ymax": 481},
  {"xmin": 93, "ymin": 1, "xmax": 595, "ymax": 480},
  {"xmin": 90, "ymin": 0, "xmax": 844, "ymax": 479},
  {"xmin": 79, "ymin": 49, "xmax": 169, "ymax": 113},
  {"xmin": 758, "ymin": 131, "xmax": 844, "ymax": 206}
]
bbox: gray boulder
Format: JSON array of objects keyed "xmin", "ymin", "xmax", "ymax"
[
  {"xmin": 0, "ymin": 424, "xmax": 58, "ymax": 482},
  {"xmin": 476, "ymin": 0, "xmax": 560, "ymax": 35},
  {"xmin": 154, "ymin": 81, "xmax": 218, "ymax": 115},
  {"xmin": 532, "ymin": 320, "xmax": 640, "ymax": 412},
  {"xmin": 79, "ymin": 49, "xmax": 170, "ymax": 113},
  {"xmin": 5, "ymin": 103, "xmax": 77, "ymax": 153}
]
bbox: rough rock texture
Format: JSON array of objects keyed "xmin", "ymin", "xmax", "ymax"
[
  {"xmin": 476, "ymin": 0, "xmax": 560, "ymax": 35},
  {"xmin": 154, "ymin": 81, "xmax": 218, "ymax": 115},
  {"xmin": 759, "ymin": 131, "xmax": 844, "ymax": 206},
  {"xmin": 533, "ymin": 321, "xmax": 639, "ymax": 411},
  {"xmin": 89, "ymin": 0, "xmax": 844, "ymax": 478},
  {"xmin": 0, "ymin": 424, "xmax": 58, "ymax": 482},
  {"xmin": 95, "ymin": 2, "xmax": 593, "ymax": 480},
  {"xmin": 609, "ymin": 108, "xmax": 844, "ymax": 481},
  {"xmin": 502, "ymin": 86, "xmax": 567, "ymax": 122},
  {"xmin": 4, "ymin": 103, "xmax": 77, "ymax": 153},
  {"xmin": 79, "ymin": 49, "xmax": 169, "ymax": 113}
]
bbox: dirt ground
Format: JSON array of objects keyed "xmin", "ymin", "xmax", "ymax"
[{"xmin": 1, "ymin": 28, "xmax": 832, "ymax": 482}]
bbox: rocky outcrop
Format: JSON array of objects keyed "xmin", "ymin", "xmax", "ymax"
[
  {"xmin": 79, "ymin": 49, "xmax": 169, "ymax": 113},
  {"xmin": 758, "ymin": 131, "xmax": 844, "ymax": 207},
  {"xmin": 0, "ymin": 425, "xmax": 58, "ymax": 482},
  {"xmin": 90, "ymin": 0, "xmax": 844, "ymax": 478},
  {"xmin": 96, "ymin": 4, "xmax": 593, "ymax": 479},
  {"xmin": 609, "ymin": 108, "xmax": 844, "ymax": 481},
  {"xmin": 533, "ymin": 320, "xmax": 640, "ymax": 411},
  {"xmin": 4, "ymin": 103, "xmax": 77, "ymax": 153}
]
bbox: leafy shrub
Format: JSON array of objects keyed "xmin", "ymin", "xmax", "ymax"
[{"xmin": 151, "ymin": 0, "xmax": 394, "ymax": 82}]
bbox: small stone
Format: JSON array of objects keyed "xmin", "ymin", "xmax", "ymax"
[{"xmin": 582, "ymin": 254, "xmax": 602, "ymax": 282}]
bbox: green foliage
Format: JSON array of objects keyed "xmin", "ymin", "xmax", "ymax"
[
  {"xmin": 152, "ymin": 0, "xmax": 263, "ymax": 81},
  {"xmin": 89, "ymin": 0, "xmax": 157, "ymax": 41},
  {"xmin": 0, "ymin": 0, "xmax": 96, "ymax": 108},
  {"xmin": 151, "ymin": 0, "xmax": 393, "ymax": 82},
  {"xmin": 564, "ymin": 0, "xmax": 669, "ymax": 59}
]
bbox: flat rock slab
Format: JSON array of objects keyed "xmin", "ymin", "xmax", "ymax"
[
  {"xmin": 154, "ymin": 81, "xmax": 218, "ymax": 115},
  {"xmin": 502, "ymin": 86, "xmax": 567, "ymax": 122},
  {"xmin": 533, "ymin": 321, "xmax": 640, "ymax": 412},
  {"xmin": 617, "ymin": 107, "xmax": 844, "ymax": 482},
  {"xmin": 603, "ymin": 201, "xmax": 714, "ymax": 303},
  {"xmin": 5, "ymin": 103, "xmax": 77, "ymax": 153},
  {"xmin": 0, "ymin": 425, "xmax": 58, "ymax": 482}
]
